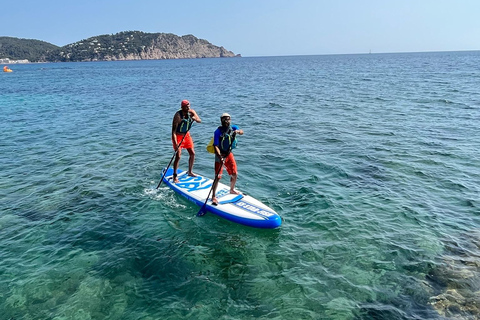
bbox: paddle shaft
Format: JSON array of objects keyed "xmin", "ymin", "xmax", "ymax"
[{"xmin": 156, "ymin": 125, "xmax": 193, "ymax": 189}]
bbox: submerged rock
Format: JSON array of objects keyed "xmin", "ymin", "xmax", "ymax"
[{"xmin": 426, "ymin": 230, "xmax": 480, "ymax": 319}]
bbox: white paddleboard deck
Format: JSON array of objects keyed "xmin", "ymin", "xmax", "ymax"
[{"xmin": 162, "ymin": 168, "xmax": 282, "ymax": 228}]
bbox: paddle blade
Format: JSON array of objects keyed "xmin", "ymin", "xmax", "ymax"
[
  {"xmin": 197, "ymin": 204, "xmax": 207, "ymax": 217},
  {"xmin": 156, "ymin": 168, "xmax": 168, "ymax": 189}
]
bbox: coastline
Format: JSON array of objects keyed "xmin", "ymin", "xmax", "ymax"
[{"xmin": 1, "ymin": 58, "xmax": 30, "ymax": 64}]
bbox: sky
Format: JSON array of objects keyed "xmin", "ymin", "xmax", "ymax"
[{"xmin": 1, "ymin": 0, "xmax": 479, "ymax": 57}]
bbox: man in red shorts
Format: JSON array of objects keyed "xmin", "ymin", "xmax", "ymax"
[
  {"xmin": 211, "ymin": 113, "xmax": 244, "ymax": 205},
  {"xmin": 171, "ymin": 99, "xmax": 201, "ymax": 183}
]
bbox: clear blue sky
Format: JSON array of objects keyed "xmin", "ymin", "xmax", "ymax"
[{"xmin": 2, "ymin": 0, "xmax": 479, "ymax": 56}]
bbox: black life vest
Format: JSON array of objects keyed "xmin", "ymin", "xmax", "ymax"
[
  {"xmin": 176, "ymin": 110, "xmax": 193, "ymax": 134},
  {"xmin": 218, "ymin": 126, "xmax": 237, "ymax": 153}
]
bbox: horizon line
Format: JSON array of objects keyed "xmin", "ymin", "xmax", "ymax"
[{"xmin": 242, "ymin": 49, "xmax": 480, "ymax": 58}]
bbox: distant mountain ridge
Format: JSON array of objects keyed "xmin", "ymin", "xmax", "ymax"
[{"xmin": 0, "ymin": 31, "xmax": 239, "ymax": 62}]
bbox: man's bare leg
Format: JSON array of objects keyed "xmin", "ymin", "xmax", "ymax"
[{"xmin": 187, "ymin": 148, "xmax": 197, "ymax": 177}]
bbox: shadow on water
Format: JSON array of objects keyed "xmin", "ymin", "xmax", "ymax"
[{"xmin": 54, "ymin": 183, "xmax": 285, "ymax": 318}]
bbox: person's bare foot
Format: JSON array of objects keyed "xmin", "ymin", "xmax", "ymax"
[
  {"xmin": 187, "ymin": 172, "xmax": 197, "ymax": 177},
  {"xmin": 230, "ymin": 190, "xmax": 241, "ymax": 195},
  {"xmin": 173, "ymin": 174, "xmax": 179, "ymax": 183},
  {"xmin": 211, "ymin": 197, "xmax": 218, "ymax": 205}
]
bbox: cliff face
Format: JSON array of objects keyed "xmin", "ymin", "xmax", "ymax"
[
  {"xmin": 49, "ymin": 31, "xmax": 239, "ymax": 62},
  {"xmin": 139, "ymin": 34, "xmax": 236, "ymax": 60}
]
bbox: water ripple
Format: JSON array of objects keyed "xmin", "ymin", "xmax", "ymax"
[{"xmin": 1, "ymin": 52, "xmax": 480, "ymax": 319}]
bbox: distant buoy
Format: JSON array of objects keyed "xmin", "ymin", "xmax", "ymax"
[{"xmin": 3, "ymin": 66, "xmax": 12, "ymax": 72}]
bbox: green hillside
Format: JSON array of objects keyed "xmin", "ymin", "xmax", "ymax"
[
  {"xmin": 46, "ymin": 31, "xmax": 162, "ymax": 62},
  {"xmin": 0, "ymin": 31, "xmax": 238, "ymax": 62},
  {"xmin": 0, "ymin": 37, "xmax": 59, "ymax": 61}
]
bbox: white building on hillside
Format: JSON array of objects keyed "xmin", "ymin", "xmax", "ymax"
[{"xmin": 0, "ymin": 58, "xmax": 30, "ymax": 64}]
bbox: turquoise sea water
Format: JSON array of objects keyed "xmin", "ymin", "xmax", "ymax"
[{"xmin": 1, "ymin": 52, "xmax": 479, "ymax": 319}]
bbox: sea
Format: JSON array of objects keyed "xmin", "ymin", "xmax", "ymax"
[{"xmin": 1, "ymin": 51, "xmax": 479, "ymax": 320}]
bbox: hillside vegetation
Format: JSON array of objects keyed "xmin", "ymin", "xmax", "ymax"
[
  {"xmin": 0, "ymin": 37, "xmax": 59, "ymax": 61},
  {"xmin": 0, "ymin": 31, "xmax": 238, "ymax": 62}
]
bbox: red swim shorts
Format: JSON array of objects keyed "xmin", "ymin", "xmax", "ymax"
[
  {"xmin": 215, "ymin": 153, "xmax": 237, "ymax": 178},
  {"xmin": 173, "ymin": 132, "xmax": 194, "ymax": 150}
]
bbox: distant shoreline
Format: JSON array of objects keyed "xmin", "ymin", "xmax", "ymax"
[
  {"xmin": 2, "ymin": 49, "xmax": 479, "ymax": 64},
  {"xmin": 0, "ymin": 58, "xmax": 30, "ymax": 64}
]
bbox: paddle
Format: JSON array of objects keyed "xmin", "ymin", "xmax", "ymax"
[
  {"xmin": 156, "ymin": 124, "xmax": 193, "ymax": 189},
  {"xmin": 197, "ymin": 131, "xmax": 236, "ymax": 216}
]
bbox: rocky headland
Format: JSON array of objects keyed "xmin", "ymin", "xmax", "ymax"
[{"xmin": 0, "ymin": 31, "xmax": 240, "ymax": 63}]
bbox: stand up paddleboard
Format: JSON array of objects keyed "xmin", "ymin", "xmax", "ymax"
[{"xmin": 162, "ymin": 168, "xmax": 282, "ymax": 229}]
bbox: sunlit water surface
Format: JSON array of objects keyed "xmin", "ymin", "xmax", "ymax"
[{"xmin": 1, "ymin": 52, "xmax": 480, "ymax": 319}]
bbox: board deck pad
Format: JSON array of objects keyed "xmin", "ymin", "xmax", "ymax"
[{"xmin": 162, "ymin": 168, "xmax": 282, "ymax": 228}]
